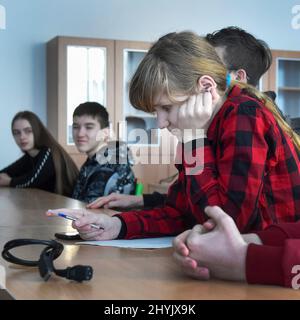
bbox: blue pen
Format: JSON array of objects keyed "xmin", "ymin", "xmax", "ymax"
[{"xmin": 57, "ymin": 212, "xmax": 103, "ymax": 230}]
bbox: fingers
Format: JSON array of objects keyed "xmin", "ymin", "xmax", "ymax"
[
  {"xmin": 78, "ymin": 229, "xmax": 104, "ymax": 240},
  {"xmin": 194, "ymin": 91, "xmax": 213, "ymax": 121},
  {"xmin": 189, "ymin": 266, "xmax": 210, "ymax": 280},
  {"xmin": 46, "ymin": 208, "xmax": 84, "ymax": 218},
  {"xmin": 103, "ymin": 200, "xmax": 123, "ymax": 209},
  {"xmin": 191, "ymin": 224, "xmax": 206, "ymax": 234},
  {"xmin": 173, "ymin": 252, "xmax": 197, "ymax": 269},
  {"xmin": 178, "ymin": 101, "xmax": 186, "ymax": 117},
  {"xmin": 173, "ymin": 252, "xmax": 210, "ymax": 280},
  {"xmin": 179, "ymin": 95, "xmax": 197, "ymax": 122},
  {"xmin": 71, "ymin": 220, "xmax": 91, "ymax": 232},
  {"xmin": 73, "ymin": 213, "xmax": 101, "ymax": 229},
  {"xmin": 194, "ymin": 92, "xmax": 203, "ymax": 114},
  {"xmin": 46, "ymin": 208, "xmax": 103, "ymax": 230},
  {"xmin": 202, "ymin": 91, "xmax": 213, "ymax": 116},
  {"xmin": 204, "ymin": 206, "xmax": 236, "ymax": 232},
  {"xmin": 173, "ymin": 229, "xmax": 192, "ymax": 256},
  {"xmin": 87, "ymin": 194, "xmax": 137, "ymax": 209},
  {"xmin": 178, "ymin": 100, "xmax": 187, "ymax": 127},
  {"xmin": 187, "ymin": 95, "xmax": 196, "ymax": 119},
  {"xmin": 87, "ymin": 194, "xmax": 116, "ymax": 209},
  {"xmin": 204, "ymin": 206, "xmax": 228, "ymax": 224},
  {"xmin": 86, "ymin": 198, "xmax": 105, "ymax": 209},
  {"xmin": 185, "ymin": 229, "xmax": 203, "ymax": 253},
  {"xmin": 202, "ymin": 219, "xmax": 216, "ymax": 231}
]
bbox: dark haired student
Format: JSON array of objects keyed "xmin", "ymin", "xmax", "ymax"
[
  {"xmin": 0, "ymin": 111, "xmax": 78, "ymax": 196},
  {"xmin": 71, "ymin": 102, "xmax": 135, "ymax": 203}
]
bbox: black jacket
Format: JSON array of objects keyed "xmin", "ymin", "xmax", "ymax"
[
  {"xmin": 72, "ymin": 141, "xmax": 135, "ymax": 203},
  {"xmin": 0, "ymin": 147, "xmax": 56, "ymax": 193}
]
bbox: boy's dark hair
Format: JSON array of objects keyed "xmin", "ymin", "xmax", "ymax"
[
  {"xmin": 73, "ymin": 102, "xmax": 109, "ymax": 129},
  {"xmin": 206, "ymin": 26, "xmax": 272, "ymax": 86}
]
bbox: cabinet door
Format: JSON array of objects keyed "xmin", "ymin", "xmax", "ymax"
[
  {"xmin": 115, "ymin": 41, "xmax": 153, "ymax": 147},
  {"xmin": 115, "ymin": 40, "xmax": 177, "ymax": 154},
  {"xmin": 115, "ymin": 40, "xmax": 177, "ymax": 191},
  {"xmin": 47, "ymin": 36, "xmax": 114, "ymax": 167},
  {"xmin": 267, "ymin": 50, "xmax": 300, "ymax": 122}
]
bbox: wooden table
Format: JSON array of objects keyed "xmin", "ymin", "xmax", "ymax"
[{"xmin": 0, "ymin": 188, "xmax": 300, "ymax": 300}]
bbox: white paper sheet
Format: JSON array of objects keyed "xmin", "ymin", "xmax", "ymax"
[{"xmin": 76, "ymin": 237, "xmax": 174, "ymax": 249}]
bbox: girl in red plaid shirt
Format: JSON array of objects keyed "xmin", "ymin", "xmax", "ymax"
[{"xmin": 48, "ymin": 31, "xmax": 300, "ymax": 240}]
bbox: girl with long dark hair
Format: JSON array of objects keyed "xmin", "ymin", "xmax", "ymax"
[{"xmin": 0, "ymin": 111, "xmax": 78, "ymax": 196}]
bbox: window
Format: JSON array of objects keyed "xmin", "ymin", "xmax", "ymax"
[{"xmin": 67, "ymin": 46, "xmax": 106, "ymax": 144}]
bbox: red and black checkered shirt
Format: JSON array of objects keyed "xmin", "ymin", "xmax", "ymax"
[{"xmin": 117, "ymin": 85, "xmax": 300, "ymax": 239}]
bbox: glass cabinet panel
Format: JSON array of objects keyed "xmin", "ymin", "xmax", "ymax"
[
  {"xmin": 122, "ymin": 49, "xmax": 159, "ymax": 146},
  {"xmin": 67, "ymin": 46, "xmax": 106, "ymax": 145},
  {"xmin": 47, "ymin": 36, "xmax": 114, "ymax": 163},
  {"xmin": 277, "ymin": 58, "xmax": 300, "ymax": 119}
]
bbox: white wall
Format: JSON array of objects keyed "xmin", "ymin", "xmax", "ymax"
[{"xmin": 0, "ymin": 0, "xmax": 300, "ymax": 167}]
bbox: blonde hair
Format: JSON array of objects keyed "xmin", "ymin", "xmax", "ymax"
[
  {"xmin": 129, "ymin": 31, "xmax": 300, "ymax": 150},
  {"xmin": 130, "ymin": 31, "xmax": 227, "ymax": 112}
]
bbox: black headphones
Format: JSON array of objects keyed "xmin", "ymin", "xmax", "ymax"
[{"xmin": 2, "ymin": 239, "xmax": 93, "ymax": 282}]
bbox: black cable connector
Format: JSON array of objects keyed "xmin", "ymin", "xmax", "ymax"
[
  {"xmin": 2, "ymin": 239, "xmax": 93, "ymax": 282},
  {"xmin": 65, "ymin": 265, "xmax": 94, "ymax": 282}
]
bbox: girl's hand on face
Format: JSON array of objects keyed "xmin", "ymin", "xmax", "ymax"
[{"xmin": 177, "ymin": 91, "xmax": 214, "ymax": 142}]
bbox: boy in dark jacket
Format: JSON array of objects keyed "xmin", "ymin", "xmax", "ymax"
[{"xmin": 72, "ymin": 102, "xmax": 135, "ymax": 203}]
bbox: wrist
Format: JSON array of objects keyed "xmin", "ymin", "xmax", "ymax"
[
  {"xmin": 242, "ymin": 233, "xmax": 263, "ymax": 245},
  {"xmin": 112, "ymin": 215, "xmax": 127, "ymax": 239},
  {"xmin": 111, "ymin": 216, "xmax": 122, "ymax": 239},
  {"xmin": 134, "ymin": 195, "xmax": 144, "ymax": 208},
  {"xmin": 235, "ymin": 243, "xmax": 248, "ymax": 281}
]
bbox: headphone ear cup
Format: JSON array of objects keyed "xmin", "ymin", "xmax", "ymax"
[{"xmin": 38, "ymin": 251, "xmax": 54, "ymax": 281}]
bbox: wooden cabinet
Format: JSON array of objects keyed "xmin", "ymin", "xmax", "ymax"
[
  {"xmin": 263, "ymin": 50, "xmax": 300, "ymax": 131},
  {"xmin": 48, "ymin": 39, "xmax": 300, "ymax": 193},
  {"xmin": 47, "ymin": 36, "xmax": 176, "ymax": 192},
  {"xmin": 47, "ymin": 36, "xmax": 115, "ymax": 167}
]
